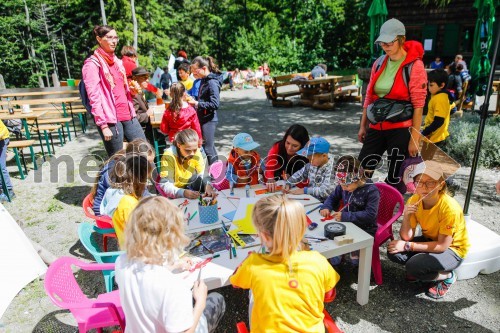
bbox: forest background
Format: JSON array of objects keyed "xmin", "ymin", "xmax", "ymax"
[{"xmin": 1, "ymin": 0, "xmax": 453, "ymax": 88}]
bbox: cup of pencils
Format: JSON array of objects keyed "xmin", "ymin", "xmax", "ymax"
[{"xmin": 198, "ymin": 197, "xmax": 219, "ymax": 224}]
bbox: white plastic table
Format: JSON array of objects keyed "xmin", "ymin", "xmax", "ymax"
[{"xmin": 173, "ymin": 183, "xmax": 374, "ymax": 306}]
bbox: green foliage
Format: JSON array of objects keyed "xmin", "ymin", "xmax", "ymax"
[
  {"xmin": 1, "ymin": 0, "xmax": 372, "ymax": 87},
  {"xmin": 444, "ymin": 114, "xmax": 500, "ymax": 168}
]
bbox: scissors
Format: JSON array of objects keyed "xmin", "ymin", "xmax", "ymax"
[{"xmin": 178, "ymin": 199, "xmax": 189, "ymax": 208}]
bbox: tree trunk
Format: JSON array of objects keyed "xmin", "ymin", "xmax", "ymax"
[
  {"xmin": 23, "ymin": 0, "xmax": 44, "ymax": 87},
  {"xmin": 100, "ymin": 0, "xmax": 107, "ymax": 25},
  {"xmin": 61, "ymin": 30, "xmax": 71, "ymax": 79},
  {"xmin": 40, "ymin": 4, "xmax": 59, "ymax": 79},
  {"xmin": 131, "ymin": 0, "xmax": 138, "ymax": 51}
]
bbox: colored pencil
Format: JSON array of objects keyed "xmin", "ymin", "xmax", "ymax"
[
  {"xmin": 306, "ymin": 205, "xmax": 322, "ymax": 215},
  {"xmin": 189, "ymin": 211, "xmax": 198, "ymax": 221}
]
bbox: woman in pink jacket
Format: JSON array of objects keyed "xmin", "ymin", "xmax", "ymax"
[{"xmin": 82, "ymin": 25, "xmax": 146, "ymax": 157}]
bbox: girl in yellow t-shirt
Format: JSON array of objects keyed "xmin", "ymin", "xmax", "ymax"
[
  {"xmin": 387, "ymin": 160, "xmax": 469, "ymax": 299},
  {"xmin": 230, "ymin": 195, "xmax": 339, "ymax": 332},
  {"xmin": 113, "ymin": 154, "xmax": 153, "ymax": 249},
  {"xmin": 159, "ymin": 129, "xmax": 216, "ymax": 199}
]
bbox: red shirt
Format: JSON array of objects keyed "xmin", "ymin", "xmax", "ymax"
[
  {"xmin": 109, "ymin": 63, "xmax": 132, "ymax": 122},
  {"xmin": 160, "ymin": 104, "xmax": 202, "ymax": 143}
]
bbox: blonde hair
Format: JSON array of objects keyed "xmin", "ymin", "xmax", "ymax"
[
  {"xmin": 252, "ymin": 195, "xmax": 306, "ymax": 259},
  {"xmin": 124, "ymin": 196, "xmax": 190, "ymax": 265}
]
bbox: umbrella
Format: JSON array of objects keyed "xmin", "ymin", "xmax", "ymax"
[
  {"xmin": 469, "ymin": 0, "xmax": 498, "ymax": 96},
  {"xmin": 368, "ymin": 0, "xmax": 388, "ymax": 62},
  {"xmin": 463, "ymin": 20, "xmax": 500, "ymax": 215}
]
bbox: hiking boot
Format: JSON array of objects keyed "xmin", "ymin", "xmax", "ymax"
[{"xmin": 426, "ymin": 271, "xmax": 456, "ymax": 299}]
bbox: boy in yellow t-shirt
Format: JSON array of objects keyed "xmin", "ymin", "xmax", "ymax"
[{"xmin": 421, "ymin": 69, "xmax": 454, "ymax": 158}]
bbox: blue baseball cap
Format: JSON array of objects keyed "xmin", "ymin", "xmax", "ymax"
[
  {"xmin": 298, "ymin": 137, "xmax": 330, "ymax": 156},
  {"xmin": 233, "ymin": 133, "xmax": 260, "ymax": 151}
]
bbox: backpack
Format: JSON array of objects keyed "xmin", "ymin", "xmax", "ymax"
[{"xmin": 79, "ymin": 56, "xmax": 101, "ymax": 116}]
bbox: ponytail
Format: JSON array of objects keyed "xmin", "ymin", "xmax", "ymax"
[{"xmin": 192, "ymin": 56, "xmax": 221, "ymax": 74}]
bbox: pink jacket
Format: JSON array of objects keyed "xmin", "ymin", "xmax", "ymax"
[{"xmin": 82, "ymin": 56, "xmax": 136, "ymax": 128}]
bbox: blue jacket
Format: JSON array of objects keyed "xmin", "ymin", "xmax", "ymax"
[
  {"xmin": 93, "ymin": 160, "xmax": 115, "ymax": 215},
  {"xmin": 197, "ymin": 73, "xmax": 222, "ymax": 125},
  {"xmin": 320, "ymin": 181, "xmax": 380, "ymax": 236}
]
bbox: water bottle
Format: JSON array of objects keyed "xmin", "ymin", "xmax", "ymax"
[
  {"xmin": 245, "ymin": 184, "xmax": 250, "ymax": 198},
  {"xmin": 7, "ymin": 98, "xmax": 14, "ymax": 115}
]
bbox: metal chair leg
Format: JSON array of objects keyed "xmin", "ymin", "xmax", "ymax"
[{"xmin": 12, "ymin": 148, "xmax": 26, "ymax": 180}]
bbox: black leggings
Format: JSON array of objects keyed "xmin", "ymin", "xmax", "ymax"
[
  {"xmin": 387, "ymin": 236, "xmax": 463, "ymax": 281},
  {"xmin": 358, "ymin": 127, "xmax": 411, "ymax": 186}
]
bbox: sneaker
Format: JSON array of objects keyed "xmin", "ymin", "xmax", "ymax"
[
  {"xmin": 426, "ymin": 271, "xmax": 456, "ymax": 299},
  {"xmin": 0, "ymin": 192, "xmax": 13, "ymax": 203}
]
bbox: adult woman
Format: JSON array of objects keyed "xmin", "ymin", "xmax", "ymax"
[
  {"xmin": 159, "ymin": 129, "xmax": 215, "ymax": 199},
  {"xmin": 82, "ymin": 25, "xmax": 146, "ymax": 157},
  {"xmin": 265, "ymin": 124, "xmax": 309, "ymax": 192},
  {"xmin": 189, "ymin": 56, "xmax": 223, "ymax": 165},
  {"xmin": 387, "ymin": 161, "xmax": 469, "ymax": 299},
  {"xmin": 357, "ymin": 19, "xmax": 427, "ymax": 189}
]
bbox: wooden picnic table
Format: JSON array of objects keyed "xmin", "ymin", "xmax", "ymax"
[
  {"xmin": 0, "ymin": 89, "xmax": 79, "ymax": 99},
  {"xmin": 294, "ymin": 75, "xmax": 344, "ymax": 109},
  {"xmin": 0, "ymin": 111, "xmax": 50, "ymax": 157}
]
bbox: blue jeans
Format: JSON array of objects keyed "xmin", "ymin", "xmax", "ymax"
[
  {"xmin": 97, "ymin": 118, "xmax": 146, "ymax": 157},
  {"xmin": 0, "ymin": 138, "xmax": 13, "ymax": 192}
]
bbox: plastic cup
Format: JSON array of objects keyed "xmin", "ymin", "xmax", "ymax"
[{"xmin": 198, "ymin": 203, "xmax": 219, "ymax": 224}]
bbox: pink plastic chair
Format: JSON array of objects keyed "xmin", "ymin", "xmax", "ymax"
[
  {"xmin": 372, "ymin": 183, "xmax": 405, "ymax": 285},
  {"xmin": 209, "ymin": 160, "xmax": 230, "ymax": 190},
  {"xmin": 82, "ymin": 194, "xmax": 116, "ymax": 252},
  {"xmin": 44, "ymin": 256, "xmax": 125, "ymax": 332}
]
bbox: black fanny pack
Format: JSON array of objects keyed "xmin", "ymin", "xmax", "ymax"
[{"xmin": 366, "ymin": 98, "xmax": 414, "ymax": 125}]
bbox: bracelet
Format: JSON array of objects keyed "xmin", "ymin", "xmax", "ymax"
[{"xmin": 410, "ymin": 242, "xmax": 415, "ymax": 252}]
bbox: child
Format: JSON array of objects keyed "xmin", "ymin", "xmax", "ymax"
[
  {"xmin": 421, "ymin": 69, "xmax": 455, "ymax": 159},
  {"xmin": 91, "ymin": 139, "xmax": 154, "ymax": 216},
  {"xmin": 387, "ymin": 160, "xmax": 469, "ymax": 299},
  {"xmin": 178, "ymin": 63, "xmax": 194, "ymax": 91},
  {"xmin": 283, "ymin": 137, "xmax": 334, "ymax": 202},
  {"xmin": 226, "ymin": 133, "xmax": 262, "ymax": 187},
  {"xmin": 130, "ymin": 66, "xmax": 161, "ymax": 144},
  {"xmin": 115, "ymin": 196, "xmax": 226, "ymax": 332},
  {"xmin": 230, "ymin": 195, "xmax": 339, "ymax": 332},
  {"xmin": 320, "ymin": 155, "xmax": 380, "ymax": 236},
  {"xmin": 159, "ymin": 129, "xmax": 215, "ymax": 199},
  {"xmin": 112, "ymin": 154, "xmax": 153, "ymax": 248},
  {"xmin": 160, "ymin": 82, "xmax": 202, "ymax": 144},
  {"xmin": 0, "ymin": 120, "xmax": 14, "ymax": 202}
]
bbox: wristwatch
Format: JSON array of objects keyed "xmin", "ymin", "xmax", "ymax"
[{"xmin": 404, "ymin": 241, "xmax": 411, "ymax": 252}]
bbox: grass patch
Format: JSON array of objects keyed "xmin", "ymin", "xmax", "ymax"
[
  {"xmin": 47, "ymin": 200, "xmax": 63, "ymax": 213},
  {"xmin": 46, "ymin": 224, "xmax": 56, "ymax": 231},
  {"xmin": 444, "ymin": 113, "xmax": 500, "ymax": 168}
]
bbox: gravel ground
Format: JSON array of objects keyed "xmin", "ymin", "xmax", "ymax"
[{"xmin": 1, "ymin": 88, "xmax": 499, "ymax": 333}]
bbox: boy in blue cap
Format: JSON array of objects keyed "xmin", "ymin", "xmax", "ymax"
[
  {"xmin": 284, "ymin": 137, "xmax": 334, "ymax": 202},
  {"xmin": 226, "ymin": 133, "xmax": 262, "ymax": 187}
]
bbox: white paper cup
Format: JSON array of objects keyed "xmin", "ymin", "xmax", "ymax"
[{"xmin": 21, "ymin": 105, "xmax": 32, "ymax": 114}]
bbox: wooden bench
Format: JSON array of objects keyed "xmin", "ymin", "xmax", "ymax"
[
  {"xmin": 33, "ymin": 124, "xmax": 63, "ymax": 155},
  {"xmin": 8, "ymin": 139, "xmax": 37, "ymax": 179},
  {"xmin": 333, "ymin": 75, "xmax": 359, "ymax": 98},
  {"xmin": 268, "ymin": 72, "xmax": 311, "ymax": 106}
]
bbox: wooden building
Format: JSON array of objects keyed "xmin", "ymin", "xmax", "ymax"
[{"xmin": 386, "ymin": 0, "xmax": 499, "ymax": 67}]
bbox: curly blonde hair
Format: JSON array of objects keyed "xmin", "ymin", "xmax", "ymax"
[
  {"xmin": 124, "ymin": 196, "xmax": 191, "ymax": 265},
  {"xmin": 252, "ymin": 195, "xmax": 307, "ymax": 259}
]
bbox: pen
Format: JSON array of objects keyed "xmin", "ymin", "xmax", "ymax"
[
  {"xmin": 189, "ymin": 211, "xmax": 198, "ymax": 221},
  {"xmin": 293, "ymin": 198, "xmax": 310, "ymax": 200},
  {"xmin": 199, "ymin": 240, "xmax": 214, "ymax": 254},
  {"xmin": 184, "ymin": 206, "xmax": 188, "ymax": 214},
  {"xmin": 306, "ymin": 205, "xmax": 322, "ymax": 215}
]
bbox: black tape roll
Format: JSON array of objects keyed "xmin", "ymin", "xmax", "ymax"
[{"xmin": 324, "ymin": 222, "xmax": 346, "ymax": 240}]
